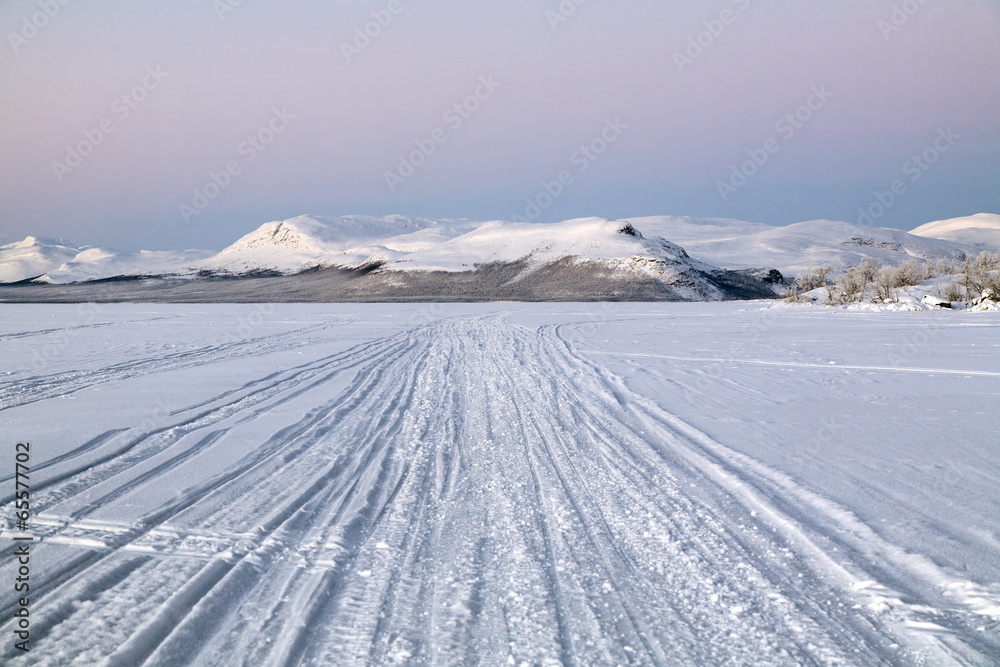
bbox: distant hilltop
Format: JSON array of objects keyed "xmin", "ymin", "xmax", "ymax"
[{"xmin": 0, "ymin": 213, "xmax": 996, "ymax": 302}]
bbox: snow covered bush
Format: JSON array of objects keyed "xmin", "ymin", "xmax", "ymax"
[
  {"xmin": 798, "ymin": 266, "xmax": 833, "ymax": 292},
  {"xmin": 835, "ymin": 268, "xmax": 863, "ymax": 303},
  {"xmin": 892, "ymin": 260, "xmax": 924, "ymax": 288},
  {"xmin": 941, "ymin": 282, "xmax": 964, "ymax": 303},
  {"xmin": 872, "ymin": 266, "xmax": 899, "ymax": 303},
  {"xmin": 934, "ymin": 258, "xmax": 954, "ymax": 277},
  {"xmin": 783, "ymin": 266, "xmax": 834, "ymax": 302},
  {"xmin": 963, "ymin": 251, "xmax": 1000, "ymax": 301},
  {"xmin": 835, "ymin": 259, "xmax": 879, "ymax": 303},
  {"xmin": 786, "ymin": 254, "xmax": 998, "ymax": 309}
]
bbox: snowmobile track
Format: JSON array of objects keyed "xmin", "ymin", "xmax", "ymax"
[{"xmin": 2, "ymin": 313, "xmax": 997, "ymax": 666}]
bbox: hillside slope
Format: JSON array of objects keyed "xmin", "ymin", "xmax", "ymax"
[
  {"xmin": 627, "ymin": 216, "xmax": 972, "ymax": 276},
  {"xmin": 0, "ymin": 236, "xmax": 82, "ymax": 284},
  {"xmin": 910, "ymin": 213, "xmax": 1000, "ymax": 250},
  {"xmin": 4, "ymin": 213, "xmax": 997, "ymax": 298}
]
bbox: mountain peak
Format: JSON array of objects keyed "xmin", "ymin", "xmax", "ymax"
[{"xmin": 3, "ymin": 214, "xmax": 998, "ymax": 286}]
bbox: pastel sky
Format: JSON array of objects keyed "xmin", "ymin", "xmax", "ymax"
[{"xmin": 2, "ymin": 0, "xmax": 999, "ymax": 251}]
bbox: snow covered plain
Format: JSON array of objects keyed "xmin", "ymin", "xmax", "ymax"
[{"xmin": 1, "ymin": 303, "xmax": 998, "ymax": 665}]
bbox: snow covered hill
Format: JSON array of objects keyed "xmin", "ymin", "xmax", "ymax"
[
  {"xmin": 910, "ymin": 213, "xmax": 1000, "ymax": 250},
  {"xmin": 197, "ymin": 215, "xmax": 476, "ymax": 275},
  {"xmin": 196, "ymin": 215, "xmax": 744, "ymax": 299},
  {"xmin": 0, "ymin": 236, "xmax": 82, "ymax": 284},
  {"xmin": 3, "ymin": 213, "xmax": 997, "ymax": 295},
  {"xmin": 627, "ymin": 216, "xmax": 974, "ymax": 276},
  {"xmin": 1, "ymin": 216, "xmax": 783, "ymax": 301},
  {"xmin": 0, "ymin": 237, "xmax": 210, "ymax": 285},
  {"xmin": 39, "ymin": 248, "xmax": 214, "ymax": 285}
]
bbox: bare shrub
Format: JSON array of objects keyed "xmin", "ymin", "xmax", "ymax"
[
  {"xmin": 893, "ymin": 260, "xmax": 924, "ymax": 288},
  {"xmin": 797, "ymin": 266, "xmax": 833, "ymax": 292},
  {"xmin": 963, "ymin": 252, "xmax": 1000, "ymax": 301},
  {"xmin": 834, "ymin": 259, "xmax": 880, "ymax": 303},
  {"xmin": 872, "ymin": 266, "xmax": 898, "ymax": 303},
  {"xmin": 784, "ymin": 266, "xmax": 835, "ymax": 302},
  {"xmin": 836, "ymin": 266, "xmax": 866, "ymax": 303},
  {"xmin": 858, "ymin": 258, "xmax": 880, "ymax": 284},
  {"xmin": 782, "ymin": 284, "xmax": 804, "ymax": 302},
  {"xmin": 942, "ymin": 282, "xmax": 964, "ymax": 303},
  {"xmin": 935, "ymin": 258, "xmax": 956, "ymax": 277}
]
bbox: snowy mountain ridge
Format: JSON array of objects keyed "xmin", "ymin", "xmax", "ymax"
[
  {"xmin": 625, "ymin": 215, "xmax": 989, "ymax": 276},
  {"xmin": 909, "ymin": 213, "xmax": 1000, "ymax": 248},
  {"xmin": 203, "ymin": 215, "xmax": 476, "ymax": 276},
  {"xmin": 1, "ymin": 213, "xmax": 996, "ymax": 288},
  {"xmin": 195, "ymin": 216, "xmax": 750, "ymax": 301},
  {"xmin": 0, "ymin": 236, "xmax": 85, "ymax": 284}
]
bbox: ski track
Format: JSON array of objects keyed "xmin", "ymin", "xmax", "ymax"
[
  {"xmin": 2, "ymin": 313, "xmax": 998, "ymax": 666},
  {"xmin": 0, "ymin": 318, "xmax": 359, "ymax": 412}
]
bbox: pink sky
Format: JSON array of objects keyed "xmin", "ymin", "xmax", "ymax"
[{"xmin": 1, "ymin": 0, "xmax": 999, "ymax": 250}]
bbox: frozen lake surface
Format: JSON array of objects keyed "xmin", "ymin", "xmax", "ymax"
[{"xmin": 1, "ymin": 302, "xmax": 998, "ymax": 665}]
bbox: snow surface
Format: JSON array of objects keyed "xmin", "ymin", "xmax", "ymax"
[
  {"xmin": 910, "ymin": 214, "xmax": 1000, "ymax": 250},
  {"xmin": 1, "ymin": 303, "xmax": 998, "ymax": 665}
]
